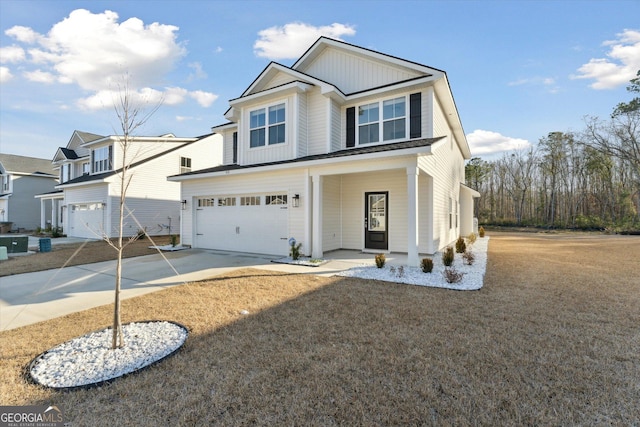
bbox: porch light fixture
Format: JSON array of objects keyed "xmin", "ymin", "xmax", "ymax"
[
  {"xmin": 181, "ymin": 199, "xmax": 187, "ymax": 210},
  {"xmin": 292, "ymin": 194, "xmax": 300, "ymax": 208}
]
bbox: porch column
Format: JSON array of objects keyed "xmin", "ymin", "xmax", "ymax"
[
  {"xmin": 311, "ymin": 174, "xmax": 323, "ymax": 259},
  {"xmin": 407, "ymin": 166, "xmax": 419, "ymax": 266},
  {"xmin": 40, "ymin": 199, "xmax": 46, "ymax": 229}
]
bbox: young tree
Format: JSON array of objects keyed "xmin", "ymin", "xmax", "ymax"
[{"xmin": 107, "ymin": 79, "xmax": 161, "ymax": 349}]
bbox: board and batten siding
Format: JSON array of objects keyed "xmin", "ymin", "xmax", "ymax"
[
  {"xmin": 330, "ymin": 99, "xmax": 342, "ymax": 152},
  {"xmin": 180, "ymin": 168, "xmax": 307, "ymax": 248},
  {"xmin": 261, "ymin": 70, "xmax": 297, "ymax": 91},
  {"xmin": 296, "ymin": 92, "xmax": 309, "ymax": 158},
  {"xmin": 302, "ymin": 47, "xmax": 422, "ymax": 95}
]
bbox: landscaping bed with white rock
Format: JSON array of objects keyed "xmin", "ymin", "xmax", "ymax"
[
  {"xmin": 338, "ymin": 237, "xmax": 489, "ymax": 291},
  {"xmin": 28, "ymin": 320, "xmax": 188, "ymax": 390}
]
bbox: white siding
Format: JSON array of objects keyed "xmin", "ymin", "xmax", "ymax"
[
  {"xmin": 63, "ymin": 183, "xmax": 109, "ymax": 237},
  {"xmin": 330, "ymin": 99, "xmax": 341, "ymax": 152},
  {"xmin": 340, "ymin": 170, "xmax": 407, "ymax": 252},
  {"xmin": 303, "ymin": 47, "xmax": 422, "ymax": 94},
  {"xmin": 306, "ymin": 88, "xmax": 327, "ymax": 156},
  {"xmin": 180, "ymin": 169, "xmax": 307, "ymax": 249},
  {"xmin": 418, "ymin": 138, "xmax": 465, "ymax": 251},
  {"xmin": 322, "ymin": 175, "xmax": 341, "ymax": 252},
  {"xmin": 297, "ymin": 92, "xmax": 308, "ymax": 158},
  {"xmin": 432, "ymin": 95, "xmax": 449, "ymax": 139},
  {"xmin": 262, "ymin": 71, "xmax": 297, "ymax": 91},
  {"xmin": 222, "ymin": 129, "xmax": 236, "ymax": 165},
  {"xmin": 241, "ymin": 95, "xmax": 296, "ymax": 165}
]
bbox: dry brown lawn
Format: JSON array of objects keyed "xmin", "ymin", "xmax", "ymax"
[
  {"xmin": 0, "ymin": 235, "xmax": 173, "ymax": 277},
  {"xmin": 0, "ymin": 232, "xmax": 638, "ymax": 425}
]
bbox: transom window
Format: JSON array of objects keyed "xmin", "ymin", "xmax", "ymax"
[
  {"xmin": 250, "ymin": 103, "xmax": 285, "ymax": 148},
  {"xmin": 358, "ymin": 97, "xmax": 406, "ymax": 144},
  {"xmin": 197, "ymin": 198, "xmax": 215, "ymax": 207},
  {"xmin": 265, "ymin": 194, "xmax": 287, "ymax": 205},
  {"xmin": 240, "ymin": 196, "xmax": 261, "ymax": 206},
  {"xmin": 218, "ymin": 197, "xmax": 236, "ymax": 207}
]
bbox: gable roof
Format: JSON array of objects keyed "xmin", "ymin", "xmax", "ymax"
[
  {"xmin": 56, "ymin": 133, "xmax": 214, "ymax": 188},
  {"xmin": 0, "ymin": 153, "xmax": 57, "ymax": 176}
]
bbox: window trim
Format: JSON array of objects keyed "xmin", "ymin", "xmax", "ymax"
[
  {"xmin": 248, "ymin": 101, "xmax": 287, "ymax": 149},
  {"xmin": 180, "ymin": 156, "xmax": 192, "ymax": 174},
  {"xmin": 355, "ymin": 95, "xmax": 408, "ymax": 146},
  {"xmin": 92, "ymin": 145, "xmax": 113, "ymax": 174}
]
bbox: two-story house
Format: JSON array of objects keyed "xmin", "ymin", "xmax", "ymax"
[
  {"xmin": 37, "ymin": 130, "xmax": 223, "ymax": 239},
  {"xmin": 0, "ymin": 153, "xmax": 58, "ymax": 231},
  {"xmin": 169, "ymin": 37, "xmax": 479, "ymax": 265}
]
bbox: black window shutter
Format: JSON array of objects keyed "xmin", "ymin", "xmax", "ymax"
[
  {"xmin": 232, "ymin": 132, "xmax": 238, "ymax": 163},
  {"xmin": 346, "ymin": 107, "xmax": 355, "ymax": 147},
  {"xmin": 108, "ymin": 145, "xmax": 113, "ymax": 170},
  {"xmin": 410, "ymin": 92, "xmax": 421, "ymax": 139}
]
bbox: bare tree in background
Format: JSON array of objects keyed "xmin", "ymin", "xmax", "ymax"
[{"xmin": 107, "ymin": 78, "xmax": 162, "ymax": 349}]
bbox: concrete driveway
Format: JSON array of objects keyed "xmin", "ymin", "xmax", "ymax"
[{"xmin": 0, "ymin": 248, "xmax": 392, "ymax": 331}]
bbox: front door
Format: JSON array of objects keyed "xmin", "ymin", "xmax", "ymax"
[{"xmin": 365, "ymin": 192, "xmax": 388, "ymax": 250}]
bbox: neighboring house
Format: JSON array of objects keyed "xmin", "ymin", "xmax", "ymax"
[
  {"xmin": 169, "ymin": 37, "xmax": 479, "ymax": 265},
  {"xmin": 0, "ymin": 153, "xmax": 58, "ymax": 231},
  {"xmin": 37, "ymin": 130, "xmax": 223, "ymax": 239}
]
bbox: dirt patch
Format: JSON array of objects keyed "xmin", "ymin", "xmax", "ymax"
[
  {"xmin": 0, "ymin": 235, "xmax": 173, "ymax": 277},
  {"xmin": 0, "ymin": 232, "xmax": 638, "ymax": 425}
]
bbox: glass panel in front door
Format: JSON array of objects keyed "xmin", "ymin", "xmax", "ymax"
[{"xmin": 368, "ymin": 194, "xmax": 386, "ymax": 232}]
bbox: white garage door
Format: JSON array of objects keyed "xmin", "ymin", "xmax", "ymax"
[
  {"xmin": 68, "ymin": 202, "xmax": 104, "ymax": 239},
  {"xmin": 194, "ymin": 194, "xmax": 289, "ymax": 255}
]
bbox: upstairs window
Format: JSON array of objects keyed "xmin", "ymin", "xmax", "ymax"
[
  {"xmin": 92, "ymin": 146, "xmax": 112, "ymax": 173},
  {"xmin": 82, "ymin": 162, "xmax": 90, "ymax": 175},
  {"xmin": 357, "ymin": 96, "xmax": 406, "ymax": 145},
  {"xmin": 180, "ymin": 157, "xmax": 191, "ymax": 174},
  {"xmin": 60, "ymin": 163, "xmax": 71, "ymax": 183},
  {"xmin": 250, "ymin": 103, "xmax": 285, "ymax": 148},
  {"xmin": 1, "ymin": 174, "xmax": 9, "ymax": 192}
]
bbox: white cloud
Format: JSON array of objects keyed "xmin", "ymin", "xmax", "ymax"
[
  {"xmin": 187, "ymin": 62, "xmax": 207, "ymax": 80},
  {"xmin": 254, "ymin": 22, "xmax": 356, "ymax": 60},
  {"xmin": 0, "ymin": 66, "xmax": 13, "ymax": 83},
  {"xmin": 24, "ymin": 69, "xmax": 56, "ymax": 83},
  {"xmin": 176, "ymin": 115, "xmax": 193, "ymax": 122},
  {"xmin": 214, "ymin": 46, "xmax": 223, "ymax": 53},
  {"xmin": 189, "ymin": 90, "xmax": 217, "ymax": 107},
  {"xmin": 467, "ymin": 129, "xmax": 531, "ymax": 156},
  {"xmin": 4, "ymin": 9, "xmax": 207, "ymax": 110},
  {"xmin": 0, "ymin": 45, "xmax": 26, "ymax": 63},
  {"xmin": 5, "ymin": 25, "xmax": 40, "ymax": 44},
  {"xmin": 572, "ymin": 29, "xmax": 640, "ymax": 89}
]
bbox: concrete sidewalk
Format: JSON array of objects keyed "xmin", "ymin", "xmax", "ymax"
[{"xmin": 0, "ymin": 248, "xmax": 395, "ymax": 331}]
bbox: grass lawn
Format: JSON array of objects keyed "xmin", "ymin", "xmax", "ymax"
[{"xmin": 0, "ymin": 232, "xmax": 638, "ymax": 425}]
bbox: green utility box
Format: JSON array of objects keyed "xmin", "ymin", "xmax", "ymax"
[{"xmin": 0, "ymin": 235, "xmax": 28, "ymax": 253}]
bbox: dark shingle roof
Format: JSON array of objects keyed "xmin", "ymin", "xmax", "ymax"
[
  {"xmin": 175, "ymin": 137, "xmax": 443, "ymax": 178},
  {"xmin": 59, "ymin": 148, "xmax": 80, "ymax": 160}
]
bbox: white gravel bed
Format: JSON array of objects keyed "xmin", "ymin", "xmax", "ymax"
[
  {"xmin": 29, "ymin": 321, "xmax": 187, "ymax": 389},
  {"xmin": 337, "ymin": 237, "xmax": 489, "ymax": 291}
]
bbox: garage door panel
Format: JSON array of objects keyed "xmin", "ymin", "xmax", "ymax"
[
  {"xmin": 69, "ymin": 203, "xmax": 104, "ymax": 239},
  {"xmin": 194, "ymin": 197, "xmax": 288, "ymax": 255}
]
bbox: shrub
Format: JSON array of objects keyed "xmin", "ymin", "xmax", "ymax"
[
  {"xmin": 136, "ymin": 228, "xmax": 147, "ymax": 240},
  {"xmin": 462, "ymin": 250, "xmax": 475, "ymax": 265},
  {"xmin": 170, "ymin": 234, "xmax": 179, "ymax": 247},
  {"xmin": 442, "ymin": 246, "xmax": 455, "ymax": 267},
  {"xmin": 455, "ymin": 236, "xmax": 467, "ymax": 253},
  {"xmin": 51, "ymin": 227, "xmax": 64, "ymax": 238},
  {"xmin": 375, "ymin": 253, "xmax": 386, "ymax": 268},
  {"xmin": 397, "ymin": 265, "xmax": 405, "ymax": 278},
  {"xmin": 421, "ymin": 257, "xmax": 434, "ymax": 273},
  {"xmin": 290, "ymin": 241, "xmax": 302, "ymax": 260},
  {"xmin": 479, "ymin": 226, "xmax": 485, "ymax": 238},
  {"xmin": 467, "ymin": 232, "xmax": 477, "ymax": 245},
  {"xmin": 443, "ymin": 267, "xmax": 464, "ymax": 284}
]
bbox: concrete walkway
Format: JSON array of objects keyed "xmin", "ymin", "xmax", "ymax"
[{"xmin": 1, "ymin": 248, "xmax": 409, "ymax": 331}]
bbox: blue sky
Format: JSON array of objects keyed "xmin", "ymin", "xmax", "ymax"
[{"xmin": 1, "ymin": 0, "xmax": 639, "ymax": 160}]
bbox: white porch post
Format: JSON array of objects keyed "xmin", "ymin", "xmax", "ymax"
[
  {"xmin": 407, "ymin": 166, "xmax": 419, "ymax": 266},
  {"xmin": 40, "ymin": 199, "xmax": 46, "ymax": 229},
  {"xmin": 311, "ymin": 174, "xmax": 323, "ymax": 259}
]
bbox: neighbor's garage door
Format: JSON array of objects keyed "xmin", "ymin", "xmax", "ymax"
[
  {"xmin": 68, "ymin": 202, "xmax": 104, "ymax": 239},
  {"xmin": 194, "ymin": 194, "xmax": 289, "ymax": 255}
]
